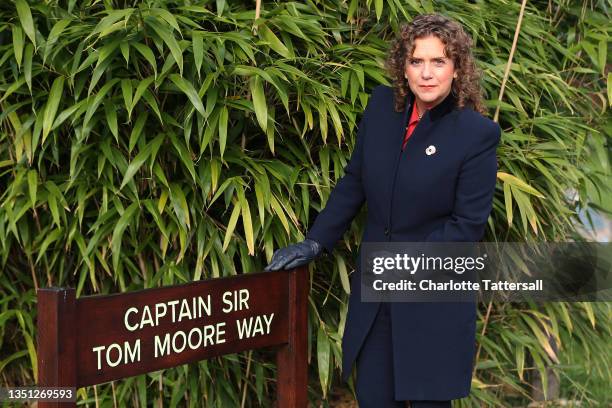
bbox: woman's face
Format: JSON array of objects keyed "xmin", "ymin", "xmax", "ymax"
[{"xmin": 404, "ymin": 35, "xmax": 457, "ymax": 110}]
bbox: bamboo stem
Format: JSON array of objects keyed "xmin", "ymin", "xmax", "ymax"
[
  {"xmin": 494, "ymin": 0, "xmax": 528, "ymax": 122},
  {"xmin": 255, "ymin": 0, "xmax": 261, "ymax": 19},
  {"xmin": 252, "ymin": 0, "xmax": 262, "ymax": 35}
]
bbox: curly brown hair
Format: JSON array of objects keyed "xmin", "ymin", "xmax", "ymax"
[{"xmin": 385, "ymin": 13, "xmax": 487, "ymax": 115}]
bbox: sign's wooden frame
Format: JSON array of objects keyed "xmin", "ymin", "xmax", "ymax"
[{"xmin": 37, "ymin": 267, "xmax": 308, "ymax": 407}]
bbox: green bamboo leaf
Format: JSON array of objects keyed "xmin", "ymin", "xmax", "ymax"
[
  {"xmin": 23, "ymin": 43, "xmax": 33, "ymax": 93},
  {"xmin": 516, "ymin": 345, "xmax": 525, "ymax": 381},
  {"xmin": 42, "ymin": 76, "xmax": 65, "ymax": 143},
  {"xmin": 130, "ymin": 76, "xmax": 155, "ymax": 117},
  {"xmin": 88, "ymin": 50, "xmax": 116, "ymax": 96},
  {"xmin": 269, "ymin": 194, "xmax": 289, "ymax": 234},
  {"xmin": 258, "ymin": 25, "xmax": 289, "ymax": 58},
  {"xmin": 169, "ymin": 183, "xmax": 191, "ymax": 230},
  {"xmin": 607, "ymin": 72, "xmax": 611, "ymax": 107},
  {"xmin": 218, "ymin": 105, "xmax": 228, "ymax": 158},
  {"xmin": 0, "ymin": 78, "xmax": 26, "ymax": 104},
  {"xmin": 238, "ymin": 188, "xmax": 254, "ymax": 255},
  {"xmin": 147, "ymin": 19, "xmax": 183, "ymax": 75},
  {"xmin": 144, "ymin": 200, "xmax": 169, "ymax": 242},
  {"xmin": 142, "ymin": 90, "xmax": 163, "ymax": 124},
  {"xmin": 503, "ymin": 180, "xmax": 513, "ymax": 226},
  {"xmin": 169, "ymin": 74, "xmax": 205, "ymax": 116},
  {"xmin": 581, "ymin": 302, "xmax": 595, "ymax": 328},
  {"xmin": 249, "ymin": 75, "xmax": 267, "ymax": 132},
  {"xmin": 521, "ymin": 315, "xmax": 559, "ymax": 363},
  {"xmin": 210, "ymin": 158, "xmax": 220, "ymax": 194},
  {"xmin": 36, "ymin": 228, "xmax": 62, "ymax": 263},
  {"xmin": 208, "ymin": 177, "xmax": 234, "ymax": 208},
  {"xmin": 43, "ymin": 18, "xmax": 70, "ymax": 65},
  {"xmin": 51, "ymin": 99, "xmax": 87, "ymax": 131},
  {"xmin": 131, "ymin": 43, "xmax": 158, "ymax": 79},
  {"xmin": 121, "ymin": 133, "xmax": 164, "ymax": 189},
  {"xmin": 151, "ymin": 8, "xmax": 181, "ymax": 33},
  {"xmin": 91, "ymin": 9, "xmax": 134, "ymax": 37},
  {"xmin": 317, "ymin": 325, "xmax": 330, "ymax": 397},
  {"xmin": 340, "ymin": 69, "xmax": 350, "ymax": 98},
  {"xmin": 216, "ymin": 0, "xmax": 226, "ymax": 16},
  {"xmin": 168, "ymin": 132, "xmax": 196, "ymax": 181},
  {"xmin": 222, "ymin": 201, "xmax": 241, "ymax": 251},
  {"xmin": 511, "ymin": 188, "xmax": 537, "ymax": 235},
  {"xmin": 104, "ymin": 101, "xmax": 118, "ymax": 141},
  {"xmin": 598, "ymin": 39, "xmax": 606, "ymax": 76},
  {"xmin": 327, "ymin": 102, "xmax": 344, "ymax": 145},
  {"xmin": 158, "ymin": 189, "xmax": 169, "ymax": 214},
  {"xmin": 129, "ymin": 112, "xmax": 149, "ymax": 153},
  {"xmin": 74, "ymin": 48, "xmax": 98, "ymax": 75},
  {"xmin": 319, "ymin": 99, "xmax": 328, "ymax": 144},
  {"xmin": 497, "ymin": 172, "xmax": 545, "ymax": 198},
  {"xmin": 22, "ymin": 330, "xmax": 37, "ymax": 384},
  {"xmin": 27, "ymin": 169, "xmax": 37, "ymax": 208},
  {"xmin": 347, "ymin": 0, "xmax": 359, "ymax": 21},
  {"xmin": 83, "ymin": 78, "xmax": 119, "ymax": 131},
  {"xmin": 0, "ymin": 160, "xmax": 14, "ymax": 169},
  {"xmin": 111, "ymin": 202, "xmax": 139, "ymax": 271},
  {"xmin": 12, "ymin": 25, "xmax": 24, "ymax": 68},
  {"xmin": 254, "ymin": 182, "xmax": 265, "ymax": 225},
  {"xmin": 121, "ymin": 79, "xmax": 133, "ymax": 114},
  {"xmin": 375, "ymin": 0, "xmax": 383, "ymax": 21},
  {"xmin": 192, "ymin": 31, "xmax": 204, "ymax": 77},
  {"xmin": 336, "ymin": 255, "xmax": 350, "ymax": 294},
  {"xmin": 15, "ymin": 0, "xmax": 36, "ymax": 47},
  {"xmin": 120, "ymin": 41, "xmax": 129, "ymax": 65},
  {"xmin": 0, "ymin": 350, "xmax": 28, "ymax": 374},
  {"xmin": 153, "ymin": 162, "xmax": 169, "ymax": 187}
]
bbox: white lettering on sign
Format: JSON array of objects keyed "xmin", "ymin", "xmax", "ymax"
[
  {"xmin": 123, "ymin": 295, "xmax": 212, "ymax": 332},
  {"xmin": 236, "ymin": 313, "xmax": 274, "ymax": 339},
  {"xmin": 153, "ymin": 322, "xmax": 227, "ymax": 357},
  {"xmin": 92, "ymin": 340, "xmax": 141, "ymax": 370},
  {"xmin": 93, "ymin": 289, "xmax": 275, "ymax": 371},
  {"xmin": 222, "ymin": 289, "xmax": 250, "ymax": 313},
  {"xmin": 124, "ymin": 307, "xmax": 138, "ymax": 331}
]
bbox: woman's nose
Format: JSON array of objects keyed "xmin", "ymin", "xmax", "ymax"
[{"xmin": 421, "ymin": 64, "xmax": 433, "ymax": 78}]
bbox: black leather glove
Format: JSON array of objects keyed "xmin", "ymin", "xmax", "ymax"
[{"xmin": 264, "ymin": 239, "xmax": 323, "ymax": 271}]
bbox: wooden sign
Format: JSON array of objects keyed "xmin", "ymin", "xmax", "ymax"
[{"xmin": 37, "ymin": 267, "xmax": 308, "ymax": 407}]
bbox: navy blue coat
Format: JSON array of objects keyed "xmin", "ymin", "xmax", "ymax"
[{"xmin": 306, "ymin": 85, "xmax": 501, "ymax": 400}]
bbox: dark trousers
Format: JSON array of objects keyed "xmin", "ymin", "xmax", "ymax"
[{"xmin": 355, "ymin": 303, "xmax": 452, "ymax": 408}]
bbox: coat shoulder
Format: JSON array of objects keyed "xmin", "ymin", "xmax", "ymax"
[
  {"xmin": 367, "ymin": 85, "xmax": 394, "ymax": 108},
  {"xmin": 362, "ymin": 85, "xmax": 400, "ymax": 119},
  {"xmin": 454, "ymin": 107, "xmax": 501, "ymax": 146}
]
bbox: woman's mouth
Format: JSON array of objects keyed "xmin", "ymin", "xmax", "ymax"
[{"xmin": 420, "ymin": 85, "xmax": 437, "ymax": 90}]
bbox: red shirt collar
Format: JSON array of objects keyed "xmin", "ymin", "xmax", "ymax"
[{"xmin": 409, "ymin": 101, "xmax": 421, "ymax": 125}]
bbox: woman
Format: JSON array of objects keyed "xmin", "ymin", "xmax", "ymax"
[{"xmin": 265, "ymin": 13, "xmax": 501, "ymax": 407}]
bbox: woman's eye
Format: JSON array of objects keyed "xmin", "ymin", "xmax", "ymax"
[{"xmin": 409, "ymin": 60, "xmax": 445, "ymax": 66}]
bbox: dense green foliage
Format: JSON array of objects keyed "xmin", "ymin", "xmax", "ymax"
[{"xmin": 1, "ymin": 0, "xmax": 610, "ymax": 406}]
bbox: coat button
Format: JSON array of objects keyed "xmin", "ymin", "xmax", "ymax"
[{"xmin": 384, "ymin": 228, "xmax": 390, "ymax": 236}]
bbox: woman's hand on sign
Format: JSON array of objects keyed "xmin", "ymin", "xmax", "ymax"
[{"xmin": 264, "ymin": 239, "xmax": 323, "ymax": 271}]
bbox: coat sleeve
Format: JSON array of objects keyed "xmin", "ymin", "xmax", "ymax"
[
  {"xmin": 305, "ymin": 91, "xmax": 375, "ymax": 254},
  {"xmin": 425, "ymin": 121, "xmax": 501, "ymax": 242}
]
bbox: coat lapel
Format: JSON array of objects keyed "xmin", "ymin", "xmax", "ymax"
[{"xmin": 397, "ymin": 88, "xmax": 458, "ymax": 150}]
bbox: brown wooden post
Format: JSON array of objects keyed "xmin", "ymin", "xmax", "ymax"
[
  {"xmin": 37, "ymin": 288, "xmax": 77, "ymax": 408},
  {"xmin": 276, "ymin": 266, "xmax": 309, "ymax": 407}
]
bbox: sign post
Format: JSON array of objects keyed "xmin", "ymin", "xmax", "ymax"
[{"xmin": 37, "ymin": 267, "xmax": 308, "ymax": 407}]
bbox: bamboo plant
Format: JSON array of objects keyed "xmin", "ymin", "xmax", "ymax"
[{"xmin": 0, "ymin": 0, "xmax": 610, "ymax": 406}]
